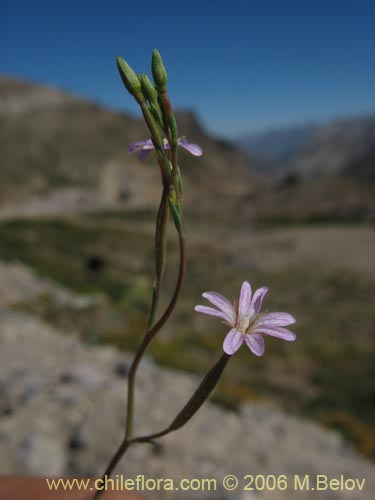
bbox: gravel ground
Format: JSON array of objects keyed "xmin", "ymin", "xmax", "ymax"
[{"xmin": 0, "ymin": 263, "xmax": 373, "ymax": 500}]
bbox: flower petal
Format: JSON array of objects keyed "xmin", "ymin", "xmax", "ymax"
[
  {"xmin": 223, "ymin": 329, "xmax": 244, "ymax": 355},
  {"xmin": 137, "ymin": 148, "xmax": 152, "ymax": 161},
  {"xmin": 245, "ymin": 333, "xmax": 265, "ymax": 356},
  {"xmin": 128, "ymin": 140, "xmax": 149, "ymax": 153},
  {"xmin": 178, "ymin": 138, "xmax": 203, "ymax": 156},
  {"xmin": 239, "ymin": 281, "xmax": 252, "ymax": 318},
  {"xmin": 202, "ymin": 292, "xmax": 235, "ymax": 324},
  {"xmin": 254, "ymin": 312, "xmax": 296, "ymax": 327},
  {"xmin": 129, "ymin": 139, "xmax": 154, "ymax": 161},
  {"xmin": 252, "ymin": 325, "xmax": 296, "ymax": 341},
  {"xmin": 251, "ymin": 286, "xmax": 268, "ymax": 314},
  {"xmin": 194, "ymin": 305, "xmax": 228, "ymax": 321}
]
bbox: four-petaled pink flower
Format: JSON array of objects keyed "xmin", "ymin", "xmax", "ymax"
[
  {"xmin": 195, "ymin": 281, "xmax": 296, "ymax": 356},
  {"xmin": 129, "ymin": 137, "xmax": 202, "ymax": 161}
]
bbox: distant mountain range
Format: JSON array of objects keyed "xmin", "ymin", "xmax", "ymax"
[
  {"xmin": 238, "ymin": 116, "xmax": 374, "ymax": 180},
  {"xmin": 0, "ymin": 75, "xmax": 373, "ymax": 223},
  {"xmin": 238, "ymin": 122, "xmax": 320, "ymax": 162}
]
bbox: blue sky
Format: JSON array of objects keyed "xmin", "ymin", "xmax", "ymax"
[{"xmin": 0, "ymin": 0, "xmax": 374, "ymax": 137}]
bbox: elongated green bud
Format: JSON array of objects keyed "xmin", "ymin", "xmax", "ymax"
[
  {"xmin": 139, "ymin": 102, "xmax": 164, "ymax": 149},
  {"xmin": 150, "ymin": 102, "xmax": 163, "ymax": 128},
  {"xmin": 152, "ymin": 49, "xmax": 168, "ymax": 90},
  {"xmin": 155, "ymin": 201, "xmax": 168, "ymax": 276},
  {"xmin": 169, "ymin": 112, "xmax": 178, "ymax": 145},
  {"xmin": 154, "ymin": 146, "xmax": 172, "ymax": 177},
  {"xmin": 168, "ymin": 199, "xmax": 183, "ymax": 233},
  {"xmin": 176, "ymin": 167, "xmax": 183, "ymax": 194},
  {"xmin": 116, "ymin": 57, "xmax": 143, "ymax": 101},
  {"xmin": 168, "ymin": 355, "xmax": 230, "ymax": 431},
  {"xmin": 140, "ymin": 73, "xmax": 158, "ymax": 104}
]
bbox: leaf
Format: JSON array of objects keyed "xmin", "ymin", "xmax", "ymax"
[{"xmin": 168, "ymin": 354, "xmax": 230, "ymax": 431}]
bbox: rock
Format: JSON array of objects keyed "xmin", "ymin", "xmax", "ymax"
[
  {"xmin": 0, "ymin": 262, "xmax": 373, "ymax": 499},
  {"xmin": 114, "ymin": 361, "xmax": 129, "ymax": 378},
  {"xmin": 19, "ymin": 432, "xmax": 66, "ymax": 476}
]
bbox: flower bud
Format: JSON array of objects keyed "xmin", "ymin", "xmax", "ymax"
[
  {"xmin": 168, "ymin": 198, "xmax": 183, "ymax": 233},
  {"xmin": 152, "ymin": 49, "xmax": 168, "ymax": 90},
  {"xmin": 176, "ymin": 166, "xmax": 183, "ymax": 194},
  {"xmin": 169, "ymin": 113, "xmax": 178, "ymax": 144},
  {"xmin": 116, "ymin": 57, "xmax": 143, "ymax": 100},
  {"xmin": 155, "ymin": 199, "xmax": 168, "ymax": 277},
  {"xmin": 139, "ymin": 73, "xmax": 158, "ymax": 104},
  {"xmin": 150, "ymin": 102, "xmax": 163, "ymax": 128}
]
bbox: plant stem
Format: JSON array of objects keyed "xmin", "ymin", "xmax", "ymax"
[
  {"xmin": 95, "ymin": 440, "xmax": 130, "ymax": 495},
  {"xmin": 94, "ymin": 350, "xmax": 226, "ymax": 500},
  {"xmin": 124, "ymin": 228, "xmax": 185, "ymax": 440},
  {"xmin": 146, "ymin": 185, "xmax": 169, "ymax": 330},
  {"xmin": 95, "ymin": 225, "xmax": 186, "ymax": 500},
  {"xmin": 128, "ymin": 354, "xmax": 230, "ymax": 445}
]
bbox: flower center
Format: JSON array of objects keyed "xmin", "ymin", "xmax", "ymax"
[{"xmin": 237, "ymin": 315, "xmax": 250, "ymax": 334}]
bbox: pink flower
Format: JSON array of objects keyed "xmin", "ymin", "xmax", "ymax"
[
  {"xmin": 129, "ymin": 137, "xmax": 202, "ymax": 161},
  {"xmin": 194, "ymin": 281, "xmax": 296, "ymax": 356}
]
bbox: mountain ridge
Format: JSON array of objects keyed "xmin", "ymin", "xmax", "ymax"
[
  {"xmin": 0, "ymin": 75, "xmax": 253, "ymax": 208},
  {"xmin": 238, "ymin": 115, "xmax": 374, "ymax": 180},
  {"xmin": 0, "ymin": 75, "xmax": 373, "ymax": 223}
]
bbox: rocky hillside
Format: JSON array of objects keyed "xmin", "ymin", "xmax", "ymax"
[
  {"xmin": 0, "ymin": 76, "xmax": 252, "ymax": 209},
  {"xmin": 238, "ymin": 123, "xmax": 319, "ymax": 163},
  {"xmin": 0, "ymin": 262, "xmax": 373, "ymax": 500},
  {"xmin": 0, "ymin": 74, "xmax": 373, "ymax": 467},
  {"xmin": 286, "ymin": 116, "xmax": 374, "ymax": 180},
  {"xmin": 1, "ymin": 76, "xmax": 373, "ymax": 224},
  {"xmin": 238, "ymin": 116, "xmax": 374, "ymax": 180}
]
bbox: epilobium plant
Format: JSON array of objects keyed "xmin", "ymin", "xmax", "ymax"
[{"xmin": 96, "ymin": 49, "xmax": 296, "ymax": 497}]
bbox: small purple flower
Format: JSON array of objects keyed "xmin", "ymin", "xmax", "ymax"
[
  {"xmin": 195, "ymin": 281, "xmax": 296, "ymax": 356},
  {"xmin": 128, "ymin": 137, "xmax": 202, "ymax": 161}
]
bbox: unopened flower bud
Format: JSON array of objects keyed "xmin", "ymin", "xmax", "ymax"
[
  {"xmin": 176, "ymin": 166, "xmax": 183, "ymax": 194},
  {"xmin": 116, "ymin": 57, "xmax": 143, "ymax": 100},
  {"xmin": 169, "ymin": 113, "xmax": 178, "ymax": 144},
  {"xmin": 150, "ymin": 102, "xmax": 163, "ymax": 127},
  {"xmin": 140, "ymin": 73, "xmax": 158, "ymax": 104},
  {"xmin": 168, "ymin": 188, "xmax": 182, "ymax": 232},
  {"xmin": 152, "ymin": 49, "xmax": 168, "ymax": 90}
]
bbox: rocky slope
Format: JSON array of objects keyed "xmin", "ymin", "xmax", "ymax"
[
  {"xmin": 238, "ymin": 123, "xmax": 319, "ymax": 163},
  {"xmin": 238, "ymin": 116, "xmax": 374, "ymax": 180},
  {"xmin": 0, "ymin": 262, "xmax": 374, "ymax": 500},
  {"xmin": 286, "ymin": 116, "xmax": 374, "ymax": 179},
  {"xmin": 0, "ymin": 76, "xmax": 252, "ymax": 210},
  {"xmin": 1, "ymin": 76, "xmax": 373, "ymax": 224}
]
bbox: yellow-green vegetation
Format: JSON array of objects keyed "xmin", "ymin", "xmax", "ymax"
[{"xmin": 0, "ymin": 213, "xmax": 373, "ymax": 458}]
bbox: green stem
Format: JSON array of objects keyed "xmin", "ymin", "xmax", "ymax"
[
  {"xmin": 138, "ymin": 100, "xmax": 171, "ymax": 179},
  {"xmin": 124, "ymin": 228, "xmax": 185, "ymax": 439},
  {"xmin": 94, "ymin": 351, "xmax": 227, "ymax": 500},
  {"xmin": 95, "ymin": 227, "xmax": 186, "ymax": 499},
  {"xmin": 146, "ymin": 185, "xmax": 169, "ymax": 330},
  {"xmin": 129, "ymin": 354, "xmax": 230, "ymax": 445},
  {"xmin": 171, "ymin": 147, "xmax": 179, "ymax": 194},
  {"xmin": 94, "ymin": 441, "xmax": 130, "ymax": 498}
]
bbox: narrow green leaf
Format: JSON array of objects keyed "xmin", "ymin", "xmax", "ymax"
[{"xmin": 168, "ymin": 354, "xmax": 230, "ymax": 431}]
